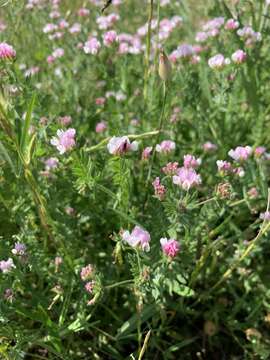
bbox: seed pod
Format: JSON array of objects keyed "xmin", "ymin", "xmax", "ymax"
[{"xmin": 159, "ymin": 50, "xmax": 171, "ymax": 81}]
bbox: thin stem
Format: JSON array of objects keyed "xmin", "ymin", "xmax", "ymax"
[
  {"xmin": 105, "ymin": 279, "xmax": 134, "ymax": 290},
  {"xmin": 143, "ymin": 0, "xmax": 154, "ymax": 101}
]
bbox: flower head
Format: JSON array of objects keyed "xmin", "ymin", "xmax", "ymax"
[
  {"xmin": 183, "ymin": 154, "xmax": 201, "ymax": 169},
  {"xmin": 0, "ymin": 258, "xmax": 16, "ymax": 273},
  {"xmin": 11, "ymin": 243, "xmax": 26, "ymax": 256},
  {"xmin": 152, "ymin": 177, "xmax": 166, "ymax": 200},
  {"xmin": 208, "ymin": 54, "xmax": 230, "ymax": 70},
  {"xmin": 50, "ymin": 128, "xmax": 76, "ymax": 154},
  {"xmin": 156, "ymin": 140, "xmax": 175, "ymax": 154},
  {"xmin": 160, "ymin": 238, "xmax": 180, "ymax": 258},
  {"xmin": 80, "ymin": 264, "xmax": 93, "ymax": 281},
  {"xmin": 159, "ymin": 50, "xmax": 172, "ymax": 81},
  {"xmin": 162, "ymin": 162, "xmax": 179, "ymax": 175},
  {"xmin": 122, "ymin": 226, "xmax": 151, "ymax": 252},
  {"xmin": 228, "ymin": 146, "xmax": 252, "ymax": 161},
  {"xmin": 173, "ymin": 167, "xmax": 201, "ymax": 190},
  {"xmin": 203, "ymin": 142, "xmax": 218, "ymax": 152},
  {"xmin": 0, "ymin": 42, "xmax": 16, "ymax": 59},
  {"xmin": 231, "ymin": 49, "xmax": 247, "ymax": 64},
  {"xmin": 141, "ymin": 146, "xmax": 152, "ymax": 160},
  {"xmin": 107, "ymin": 136, "xmax": 138, "ymax": 155},
  {"xmin": 95, "ymin": 121, "xmax": 107, "ymax": 133}
]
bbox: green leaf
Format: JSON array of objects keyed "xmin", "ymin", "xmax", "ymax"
[
  {"xmin": 172, "ymin": 280, "xmax": 194, "ymax": 297},
  {"xmin": 20, "ymin": 93, "xmax": 36, "ymax": 154}
]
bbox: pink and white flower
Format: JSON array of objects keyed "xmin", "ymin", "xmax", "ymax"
[
  {"xmin": 122, "ymin": 226, "xmax": 151, "ymax": 252},
  {"xmin": 0, "ymin": 42, "xmax": 16, "ymax": 59},
  {"xmin": 173, "ymin": 167, "xmax": 201, "ymax": 190},
  {"xmin": 228, "ymin": 146, "xmax": 252, "ymax": 161},
  {"xmin": 107, "ymin": 136, "xmax": 138, "ymax": 155},
  {"xmin": 50, "ymin": 128, "xmax": 76, "ymax": 154},
  {"xmin": 160, "ymin": 238, "xmax": 180, "ymax": 258},
  {"xmin": 156, "ymin": 140, "xmax": 175, "ymax": 154}
]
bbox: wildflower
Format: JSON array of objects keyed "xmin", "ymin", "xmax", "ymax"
[
  {"xmin": 95, "ymin": 121, "xmax": 107, "ymax": 133},
  {"xmin": 4, "ymin": 288, "xmax": 14, "ymax": 302},
  {"xmin": 0, "ymin": 258, "xmax": 16, "ymax": 273},
  {"xmin": 247, "ymin": 187, "xmax": 259, "ymax": 199},
  {"xmin": 47, "ymin": 55, "xmax": 55, "ymax": 64},
  {"xmin": 0, "ymin": 42, "xmax": 16, "ymax": 59},
  {"xmin": 69, "ymin": 23, "xmax": 81, "ymax": 34},
  {"xmin": 95, "ymin": 97, "xmax": 106, "ymax": 105},
  {"xmin": 122, "ymin": 226, "xmax": 151, "ymax": 252},
  {"xmin": 78, "ymin": 8, "xmax": 90, "ymax": 17},
  {"xmin": 52, "ymin": 48, "xmax": 64, "ymax": 58},
  {"xmin": 183, "ymin": 154, "xmax": 201, "ymax": 169},
  {"xmin": 254, "ymin": 146, "xmax": 266, "ymax": 157},
  {"xmin": 216, "ymin": 160, "xmax": 232, "ymax": 173},
  {"xmin": 107, "ymin": 136, "xmax": 138, "ymax": 155},
  {"xmin": 173, "ymin": 167, "xmax": 201, "ymax": 190},
  {"xmin": 141, "ymin": 146, "xmax": 152, "ymax": 160},
  {"xmin": 228, "ymin": 146, "xmax": 252, "ymax": 161},
  {"xmin": 156, "ymin": 140, "xmax": 175, "ymax": 154},
  {"xmin": 84, "ymin": 37, "xmax": 101, "ymax": 55},
  {"xmin": 162, "ymin": 162, "xmax": 179, "ymax": 175},
  {"xmin": 11, "ymin": 243, "xmax": 26, "ymax": 256},
  {"xmin": 225, "ymin": 19, "xmax": 239, "ymax": 30},
  {"xmin": 43, "ymin": 23, "xmax": 57, "ymax": 33},
  {"xmin": 80, "ymin": 264, "xmax": 93, "ymax": 281},
  {"xmin": 54, "ymin": 256, "xmax": 63, "ymax": 271},
  {"xmin": 216, "ymin": 182, "xmax": 232, "ymax": 199},
  {"xmin": 160, "ymin": 238, "xmax": 180, "ymax": 258},
  {"xmin": 50, "ymin": 128, "xmax": 76, "ymax": 154},
  {"xmin": 208, "ymin": 54, "xmax": 230, "ymax": 69},
  {"xmin": 103, "ymin": 30, "xmax": 118, "ymax": 46},
  {"xmin": 44, "ymin": 157, "xmax": 59, "ymax": 171},
  {"xmin": 260, "ymin": 212, "xmax": 270, "ymax": 221},
  {"xmin": 203, "ymin": 141, "xmax": 218, "ymax": 152},
  {"xmin": 159, "ymin": 50, "xmax": 171, "ymax": 81},
  {"xmin": 85, "ymin": 281, "xmax": 95, "ymax": 294},
  {"xmin": 231, "ymin": 49, "xmax": 247, "ymax": 64},
  {"xmin": 152, "ymin": 177, "xmax": 166, "ymax": 200},
  {"xmin": 65, "ymin": 206, "xmax": 75, "ymax": 216}
]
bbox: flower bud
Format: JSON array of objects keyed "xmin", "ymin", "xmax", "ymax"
[{"xmin": 159, "ymin": 50, "xmax": 171, "ymax": 81}]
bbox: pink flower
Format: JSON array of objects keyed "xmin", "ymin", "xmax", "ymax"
[
  {"xmin": 58, "ymin": 19, "xmax": 69, "ymax": 29},
  {"xmin": 95, "ymin": 121, "xmax": 107, "ymax": 133},
  {"xmin": 78, "ymin": 8, "xmax": 90, "ymax": 17},
  {"xmin": 231, "ymin": 49, "xmax": 247, "ymax": 64},
  {"xmin": 107, "ymin": 136, "xmax": 138, "ymax": 155},
  {"xmin": 152, "ymin": 177, "xmax": 166, "ymax": 200},
  {"xmin": 47, "ymin": 55, "xmax": 55, "ymax": 64},
  {"xmin": 173, "ymin": 167, "xmax": 201, "ymax": 190},
  {"xmin": 156, "ymin": 140, "xmax": 176, "ymax": 154},
  {"xmin": 103, "ymin": 30, "xmax": 118, "ymax": 47},
  {"xmin": 11, "ymin": 243, "xmax": 26, "ymax": 256},
  {"xmin": 216, "ymin": 160, "xmax": 232, "ymax": 173},
  {"xmin": 141, "ymin": 146, "xmax": 152, "ymax": 160},
  {"xmin": 43, "ymin": 23, "xmax": 58, "ymax": 33},
  {"xmin": 260, "ymin": 211, "xmax": 270, "ymax": 221},
  {"xmin": 122, "ymin": 226, "xmax": 151, "ymax": 252},
  {"xmin": 54, "ymin": 256, "xmax": 63, "ymax": 267},
  {"xmin": 203, "ymin": 142, "xmax": 218, "ymax": 152},
  {"xmin": 84, "ymin": 37, "xmax": 101, "ymax": 55},
  {"xmin": 0, "ymin": 42, "xmax": 16, "ymax": 59},
  {"xmin": 44, "ymin": 157, "xmax": 59, "ymax": 171},
  {"xmin": 208, "ymin": 54, "xmax": 230, "ymax": 69},
  {"xmin": 183, "ymin": 154, "xmax": 201, "ymax": 169},
  {"xmin": 95, "ymin": 97, "xmax": 106, "ymax": 105},
  {"xmin": 80, "ymin": 264, "xmax": 93, "ymax": 281},
  {"xmin": 160, "ymin": 238, "xmax": 180, "ymax": 258},
  {"xmin": 58, "ymin": 115, "xmax": 72, "ymax": 126},
  {"xmin": 247, "ymin": 187, "xmax": 259, "ymax": 199},
  {"xmin": 65, "ymin": 206, "xmax": 75, "ymax": 216},
  {"xmin": 255, "ymin": 146, "xmax": 266, "ymax": 157},
  {"xmin": 0, "ymin": 258, "xmax": 16, "ymax": 273},
  {"xmin": 225, "ymin": 19, "xmax": 239, "ymax": 30},
  {"xmin": 50, "ymin": 128, "xmax": 76, "ymax": 154},
  {"xmin": 69, "ymin": 23, "xmax": 81, "ymax": 34},
  {"xmin": 85, "ymin": 281, "xmax": 95, "ymax": 294},
  {"xmin": 52, "ymin": 48, "xmax": 64, "ymax": 58},
  {"xmin": 162, "ymin": 162, "xmax": 179, "ymax": 175},
  {"xmin": 228, "ymin": 146, "xmax": 252, "ymax": 161}
]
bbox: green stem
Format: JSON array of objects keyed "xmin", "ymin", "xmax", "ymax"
[
  {"xmin": 105, "ymin": 279, "xmax": 134, "ymax": 290},
  {"xmin": 143, "ymin": 0, "xmax": 154, "ymax": 101}
]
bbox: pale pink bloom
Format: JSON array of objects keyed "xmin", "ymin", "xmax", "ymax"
[
  {"xmin": 152, "ymin": 177, "xmax": 166, "ymax": 200},
  {"xmin": 156, "ymin": 140, "xmax": 176, "ymax": 154},
  {"xmin": 228, "ymin": 146, "xmax": 252, "ymax": 161},
  {"xmin": 69, "ymin": 23, "xmax": 81, "ymax": 34},
  {"xmin": 96, "ymin": 13, "xmax": 120, "ymax": 30},
  {"xmin": 255, "ymin": 146, "xmax": 266, "ymax": 157},
  {"xmin": 190, "ymin": 55, "xmax": 201, "ymax": 64},
  {"xmin": 216, "ymin": 160, "xmax": 232, "ymax": 172},
  {"xmin": 107, "ymin": 136, "xmax": 138, "ymax": 155},
  {"xmin": 130, "ymin": 118, "xmax": 139, "ymax": 126},
  {"xmin": 49, "ymin": 31, "xmax": 63, "ymax": 40},
  {"xmin": 247, "ymin": 187, "xmax": 259, "ymax": 199},
  {"xmin": 52, "ymin": 48, "xmax": 64, "ymax": 58},
  {"xmin": 115, "ymin": 91, "xmax": 126, "ymax": 101},
  {"xmin": 47, "ymin": 55, "xmax": 55, "ymax": 64},
  {"xmin": 176, "ymin": 44, "xmax": 194, "ymax": 58},
  {"xmin": 233, "ymin": 167, "xmax": 245, "ymax": 177},
  {"xmin": 24, "ymin": 66, "xmax": 40, "ymax": 77},
  {"xmin": 173, "ymin": 167, "xmax": 201, "ymax": 190},
  {"xmin": 85, "ymin": 281, "xmax": 95, "ymax": 294},
  {"xmin": 195, "ymin": 31, "xmax": 209, "ymax": 42},
  {"xmin": 43, "ymin": 23, "xmax": 58, "ymax": 33},
  {"xmin": 11, "ymin": 243, "xmax": 26, "ymax": 256},
  {"xmin": 160, "ymin": 238, "xmax": 180, "ymax": 258},
  {"xmin": 0, "ymin": 43, "xmax": 16, "ymax": 59},
  {"xmin": 118, "ymin": 42, "xmax": 129, "ymax": 54},
  {"xmin": 122, "ymin": 226, "xmax": 151, "ymax": 252},
  {"xmin": 44, "ymin": 157, "xmax": 59, "ymax": 171},
  {"xmin": 50, "ymin": 128, "xmax": 76, "ymax": 154},
  {"xmin": 0, "ymin": 258, "xmax": 16, "ymax": 273},
  {"xmin": 95, "ymin": 121, "xmax": 107, "ymax": 133},
  {"xmin": 203, "ymin": 17, "xmax": 224, "ymax": 31},
  {"xmin": 58, "ymin": 19, "xmax": 69, "ymax": 29},
  {"xmin": 103, "ymin": 30, "xmax": 118, "ymax": 46},
  {"xmin": 50, "ymin": 10, "xmax": 60, "ymax": 19},
  {"xmin": 78, "ymin": 8, "xmax": 90, "ymax": 17},
  {"xmin": 4, "ymin": 288, "xmax": 14, "ymax": 302},
  {"xmin": 58, "ymin": 115, "xmax": 72, "ymax": 126},
  {"xmin": 203, "ymin": 142, "xmax": 218, "ymax": 152},
  {"xmin": 54, "ymin": 256, "xmax": 63, "ymax": 267},
  {"xmin": 183, "ymin": 154, "xmax": 201, "ymax": 169},
  {"xmin": 95, "ymin": 97, "xmax": 106, "ymax": 105},
  {"xmin": 231, "ymin": 49, "xmax": 247, "ymax": 64},
  {"xmin": 225, "ymin": 19, "xmax": 239, "ymax": 30},
  {"xmin": 84, "ymin": 37, "xmax": 101, "ymax": 55},
  {"xmin": 65, "ymin": 206, "xmax": 75, "ymax": 216},
  {"xmin": 208, "ymin": 54, "xmax": 230, "ymax": 69},
  {"xmin": 141, "ymin": 146, "xmax": 152, "ymax": 160},
  {"xmin": 162, "ymin": 162, "xmax": 179, "ymax": 175},
  {"xmin": 260, "ymin": 211, "xmax": 270, "ymax": 221},
  {"xmin": 80, "ymin": 264, "xmax": 93, "ymax": 281}
]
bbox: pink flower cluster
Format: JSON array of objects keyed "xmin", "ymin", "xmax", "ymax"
[
  {"xmin": 107, "ymin": 136, "xmax": 138, "ymax": 155},
  {"xmin": 173, "ymin": 167, "xmax": 201, "ymax": 191},
  {"xmin": 156, "ymin": 140, "xmax": 176, "ymax": 154},
  {"xmin": 228, "ymin": 146, "xmax": 252, "ymax": 161},
  {"xmin": 50, "ymin": 128, "xmax": 76, "ymax": 154},
  {"xmin": 208, "ymin": 54, "xmax": 230, "ymax": 69},
  {"xmin": 152, "ymin": 177, "xmax": 166, "ymax": 200},
  {"xmin": 160, "ymin": 238, "xmax": 180, "ymax": 258},
  {"xmin": 0, "ymin": 42, "xmax": 16, "ymax": 59},
  {"xmin": 0, "ymin": 258, "xmax": 16, "ymax": 273},
  {"xmin": 122, "ymin": 226, "xmax": 151, "ymax": 252}
]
